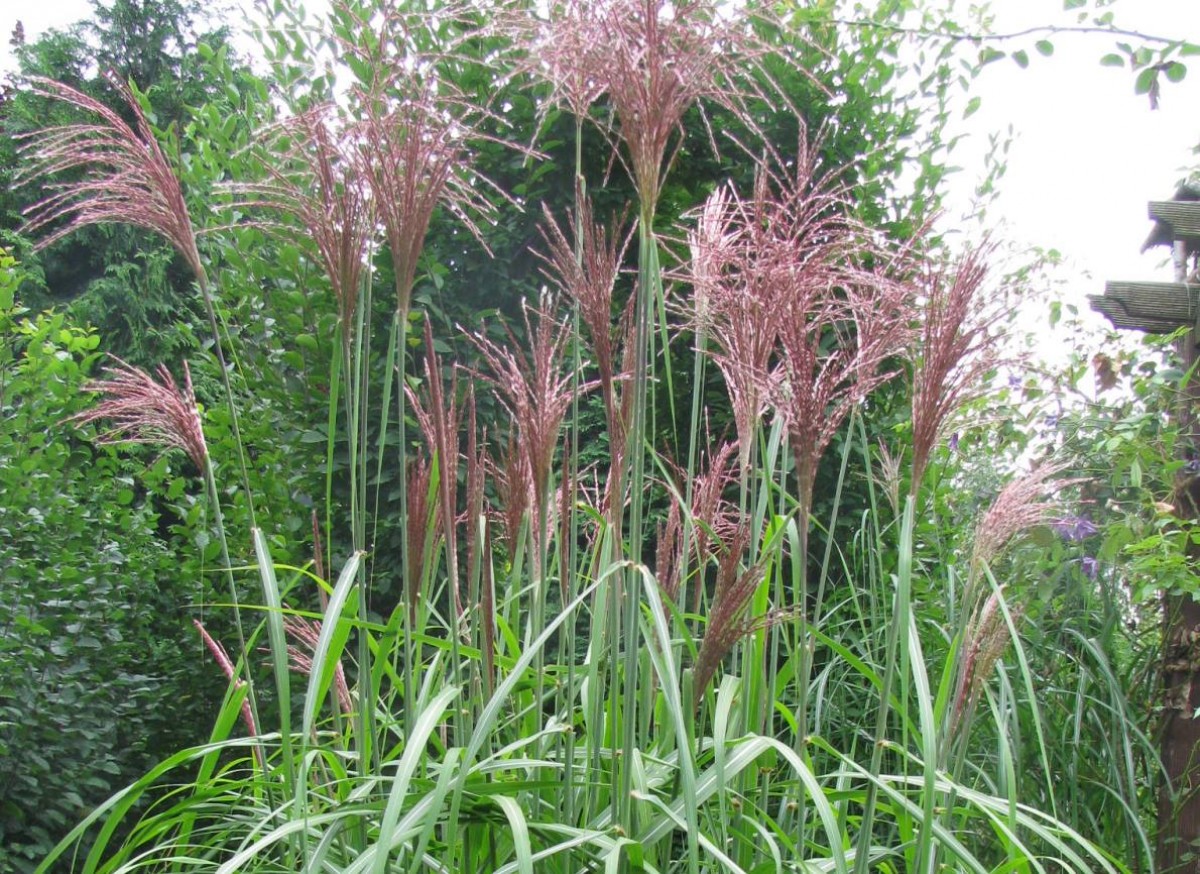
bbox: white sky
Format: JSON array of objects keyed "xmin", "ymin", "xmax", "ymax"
[
  {"xmin": 943, "ymin": 0, "xmax": 1200, "ymax": 299},
  {"xmin": 2, "ymin": 0, "xmax": 1198, "ymax": 322}
]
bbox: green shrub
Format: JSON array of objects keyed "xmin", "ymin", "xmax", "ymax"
[{"xmin": 0, "ymin": 252, "xmax": 219, "ymax": 873}]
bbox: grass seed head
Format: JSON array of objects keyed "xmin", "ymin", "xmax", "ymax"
[
  {"xmin": 69, "ymin": 357, "xmax": 208, "ymax": 470},
  {"xmin": 19, "ymin": 73, "xmax": 205, "ymax": 285}
]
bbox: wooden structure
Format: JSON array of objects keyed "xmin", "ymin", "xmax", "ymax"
[
  {"xmin": 1092, "ymin": 198, "xmax": 1200, "ymax": 874},
  {"xmin": 1090, "ymin": 201, "xmax": 1200, "ymax": 335}
]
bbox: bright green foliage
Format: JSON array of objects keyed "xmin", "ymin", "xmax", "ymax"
[{"xmin": 0, "ymin": 252, "xmax": 225, "ymax": 873}]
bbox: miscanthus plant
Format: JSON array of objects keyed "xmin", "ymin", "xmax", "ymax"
[{"xmin": 18, "ymin": 1, "xmax": 1152, "ymax": 872}]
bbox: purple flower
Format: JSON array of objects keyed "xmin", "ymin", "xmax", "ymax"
[
  {"xmin": 1080, "ymin": 556, "xmax": 1099, "ymax": 579},
  {"xmin": 948, "ymin": 432, "xmax": 960, "ymax": 452},
  {"xmin": 1050, "ymin": 515, "xmax": 1099, "ymax": 542}
]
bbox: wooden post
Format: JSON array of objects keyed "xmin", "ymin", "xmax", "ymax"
[
  {"xmin": 1158, "ymin": 238, "xmax": 1200, "ymax": 874},
  {"xmin": 1093, "ymin": 200, "xmax": 1200, "ymax": 872}
]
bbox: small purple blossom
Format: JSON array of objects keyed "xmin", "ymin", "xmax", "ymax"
[
  {"xmin": 1080, "ymin": 556, "xmax": 1099, "ymax": 579},
  {"xmin": 1050, "ymin": 515, "xmax": 1099, "ymax": 542},
  {"xmin": 948, "ymin": 432, "xmax": 960, "ymax": 452}
]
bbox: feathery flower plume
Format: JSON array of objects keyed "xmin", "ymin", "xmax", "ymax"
[
  {"xmin": 19, "ymin": 73, "xmax": 204, "ymax": 284},
  {"xmin": 491, "ymin": 433, "xmax": 531, "ymax": 564},
  {"xmin": 464, "ymin": 385, "xmax": 487, "ymax": 616},
  {"xmin": 969, "ymin": 463, "xmax": 1073, "ymax": 588},
  {"xmin": 655, "ymin": 437, "xmax": 740, "ymax": 609},
  {"xmin": 948, "ymin": 588, "xmax": 1023, "ymax": 744},
  {"xmin": 471, "ymin": 299, "xmax": 587, "ymax": 539},
  {"xmin": 874, "ymin": 441, "xmax": 904, "ymax": 517},
  {"xmin": 684, "ymin": 183, "xmax": 770, "ymax": 474},
  {"xmin": 537, "ymin": 197, "xmax": 632, "ymax": 445},
  {"xmin": 910, "ymin": 243, "xmax": 1001, "ymax": 488},
  {"xmin": 337, "ymin": 3, "xmax": 519, "ymax": 315},
  {"xmin": 405, "ymin": 453, "xmax": 441, "ymax": 621},
  {"xmin": 68, "ymin": 357, "xmax": 208, "ymax": 469},
  {"xmin": 578, "ymin": 0, "xmax": 778, "ymax": 210},
  {"xmin": 407, "ymin": 318, "xmax": 464, "ymax": 617},
  {"xmin": 282, "ymin": 616, "xmax": 353, "ymax": 715},
  {"xmin": 193, "ymin": 620, "xmax": 258, "ymax": 741},
  {"xmin": 686, "ymin": 439, "xmax": 741, "ymax": 589},
  {"xmin": 726, "ymin": 138, "xmax": 909, "ymax": 509},
  {"xmin": 503, "ymin": 0, "xmax": 609, "ymax": 119},
  {"xmin": 691, "ymin": 526, "xmax": 785, "ymax": 706},
  {"xmin": 233, "ymin": 105, "xmax": 374, "ymax": 335},
  {"xmin": 481, "ymin": 525, "xmax": 497, "ymax": 697},
  {"xmin": 655, "ymin": 499, "xmax": 683, "ymax": 602}
]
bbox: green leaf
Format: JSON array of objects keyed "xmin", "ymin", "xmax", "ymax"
[
  {"xmin": 1035, "ymin": 40, "xmax": 1054, "ymax": 57},
  {"xmin": 963, "ymin": 96, "xmax": 982, "ymax": 119},
  {"xmin": 1099, "ymin": 53, "xmax": 1125, "ymax": 68},
  {"xmin": 979, "ymin": 48, "xmax": 1006, "ymax": 66},
  {"xmin": 1013, "ymin": 49, "xmax": 1029, "ymax": 69},
  {"xmin": 1166, "ymin": 62, "xmax": 1187, "ymax": 83},
  {"xmin": 1135, "ymin": 67, "xmax": 1157, "ymax": 95}
]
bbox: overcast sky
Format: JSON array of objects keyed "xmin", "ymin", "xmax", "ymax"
[
  {"xmin": 947, "ymin": 1, "xmax": 1200, "ymax": 297},
  {"xmin": 2, "ymin": 0, "xmax": 1198, "ymax": 322}
]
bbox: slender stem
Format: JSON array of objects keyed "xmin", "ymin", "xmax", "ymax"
[
  {"xmin": 678, "ymin": 321, "xmax": 707, "ymax": 625},
  {"xmin": 202, "ymin": 454, "xmax": 264, "ymax": 765},
  {"xmin": 853, "ymin": 494, "xmax": 916, "ymax": 874},
  {"xmin": 564, "ymin": 115, "xmax": 585, "ymax": 828},
  {"xmin": 618, "ymin": 211, "xmax": 657, "ymax": 833},
  {"xmin": 395, "ymin": 307, "xmax": 413, "ymax": 743},
  {"xmin": 194, "ymin": 270, "xmax": 256, "ymax": 528}
]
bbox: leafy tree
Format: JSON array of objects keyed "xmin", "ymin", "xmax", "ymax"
[{"xmin": 0, "ymin": 0, "xmax": 249, "ymax": 367}]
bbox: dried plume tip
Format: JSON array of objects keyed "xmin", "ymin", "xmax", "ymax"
[
  {"xmin": 233, "ymin": 105, "xmax": 374, "ymax": 333},
  {"xmin": 910, "ymin": 242, "xmax": 1003, "ymax": 488},
  {"xmin": 193, "ymin": 620, "xmax": 258, "ymax": 739},
  {"xmin": 18, "ymin": 73, "xmax": 204, "ymax": 283},
  {"xmin": 68, "ymin": 357, "xmax": 208, "ymax": 469},
  {"xmin": 970, "ymin": 462, "xmax": 1076, "ymax": 587}
]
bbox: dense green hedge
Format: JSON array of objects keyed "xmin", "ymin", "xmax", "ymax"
[{"xmin": 0, "ymin": 253, "xmax": 222, "ymax": 872}]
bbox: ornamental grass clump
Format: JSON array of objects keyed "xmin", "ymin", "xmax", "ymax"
[{"xmin": 21, "ymin": 2, "xmax": 1149, "ymax": 872}]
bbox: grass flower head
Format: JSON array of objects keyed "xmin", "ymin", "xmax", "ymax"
[{"xmin": 69, "ymin": 357, "xmax": 208, "ymax": 469}]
